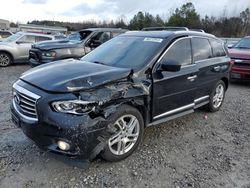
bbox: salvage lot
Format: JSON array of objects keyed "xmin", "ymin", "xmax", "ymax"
[{"xmin": 0, "ymin": 65, "xmax": 250, "ymax": 188}]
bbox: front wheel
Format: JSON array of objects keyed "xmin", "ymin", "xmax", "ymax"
[
  {"xmin": 101, "ymin": 105, "xmax": 144, "ymax": 162},
  {"xmin": 206, "ymin": 80, "xmax": 226, "ymax": 112},
  {"xmin": 0, "ymin": 52, "xmax": 12, "ymax": 67}
]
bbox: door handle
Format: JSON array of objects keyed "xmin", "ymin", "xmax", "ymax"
[
  {"xmin": 187, "ymin": 75, "xmax": 197, "ymax": 81},
  {"xmin": 213, "ymin": 66, "xmax": 221, "ymax": 71}
]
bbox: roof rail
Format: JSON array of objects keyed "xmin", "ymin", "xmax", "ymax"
[{"xmin": 142, "ymin": 27, "xmax": 205, "ymax": 33}]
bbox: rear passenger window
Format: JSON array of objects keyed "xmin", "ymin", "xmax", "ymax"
[
  {"xmin": 210, "ymin": 39, "xmax": 226, "ymax": 57},
  {"xmin": 161, "ymin": 38, "xmax": 192, "ymax": 66},
  {"xmin": 192, "ymin": 38, "xmax": 212, "ymax": 62}
]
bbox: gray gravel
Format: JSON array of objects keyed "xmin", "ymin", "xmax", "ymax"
[{"xmin": 0, "ymin": 65, "xmax": 250, "ymax": 188}]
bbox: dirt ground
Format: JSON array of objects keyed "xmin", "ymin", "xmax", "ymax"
[{"xmin": 0, "ymin": 65, "xmax": 250, "ymax": 188}]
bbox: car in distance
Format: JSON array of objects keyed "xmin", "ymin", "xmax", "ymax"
[
  {"xmin": 228, "ymin": 36, "xmax": 250, "ymax": 82},
  {"xmin": 0, "ymin": 32, "xmax": 55, "ymax": 67},
  {"xmin": 0, "ymin": 30, "xmax": 13, "ymax": 41},
  {"xmin": 28, "ymin": 28, "xmax": 128, "ymax": 67},
  {"xmin": 11, "ymin": 31, "xmax": 230, "ymax": 162}
]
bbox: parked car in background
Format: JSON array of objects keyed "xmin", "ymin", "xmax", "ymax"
[
  {"xmin": 0, "ymin": 32, "xmax": 55, "ymax": 67},
  {"xmin": 0, "ymin": 30, "xmax": 13, "ymax": 42},
  {"xmin": 28, "ymin": 28, "xmax": 128, "ymax": 67},
  {"xmin": 11, "ymin": 30, "xmax": 230, "ymax": 162},
  {"xmin": 228, "ymin": 36, "xmax": 250, "ymax": 81}
]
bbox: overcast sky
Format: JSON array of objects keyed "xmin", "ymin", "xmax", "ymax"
[{"xmin": 1, "ymin": 0, "xmax": 249, "ymax": 23}]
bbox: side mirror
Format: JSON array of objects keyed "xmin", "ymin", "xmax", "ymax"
[
  {"xmin": 227, "ymin": 44, "xmax": 233, "ymax": 49},
  {"xmin": 16, "ymin": 41, "xmax": 29, "ymax": 44},
  {"xmin": 160, "ymin": 59, "xmax": 181, "ymax": 72}
]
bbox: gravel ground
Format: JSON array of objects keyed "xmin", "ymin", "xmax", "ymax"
[{"xmin": 0, "ymin": 65, "xmax": 250, "ymax": 188}]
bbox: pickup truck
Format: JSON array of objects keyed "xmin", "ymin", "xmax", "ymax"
[
  {"xmin": 11, "ymin": 30, "xmax": 230, "ymax": 162},
  {"xmin": 29, "ymin": 28, "xmax": 128, "ymax": 67}
]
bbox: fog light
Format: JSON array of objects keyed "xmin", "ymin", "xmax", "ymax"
[{"xmin": 57, "ymin": 140, "xmax": 70, "ymax": 151}]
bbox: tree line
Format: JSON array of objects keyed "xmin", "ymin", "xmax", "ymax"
[{"xmin": 26, "ymin": 2, "xmax": 249, "ymax": 37}]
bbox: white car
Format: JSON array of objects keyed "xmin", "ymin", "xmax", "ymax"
[{"xmin": 0, "ymin": 32, "xmax": 55, "ymax": 67}]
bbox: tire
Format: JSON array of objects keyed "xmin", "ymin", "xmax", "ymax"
[
  {"xmin": 0, "ymin": 52, "xmax": 12, "ymax": 67},
  {"xmin": 101, "ymin": 105, "xmax": 144, "ymax": 162},
  {"xmin": 206, "ymin": 80, "xmax": 226, "ymax": 112}
]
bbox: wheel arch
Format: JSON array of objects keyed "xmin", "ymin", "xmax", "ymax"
[
  {"xmin": 221, "ymin": 77, "xmax": 229, "ymax": 90},
  {"xmin": 0, "ymin": 50, "xmax": 14, "ymax": 62},
  {"xmin": 121, "ymin": 97, "xmax": 150, "ymax": 127}
]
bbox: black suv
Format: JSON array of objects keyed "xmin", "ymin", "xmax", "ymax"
[
  {"xmin": 11, "ymin": 31, "xmax": 230, "ymax": 162},
  {"xmin": 29, "ymin": 28, "xmax": 127, "ymax": 67}
]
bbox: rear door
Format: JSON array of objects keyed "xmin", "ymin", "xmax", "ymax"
[
  {"xmin": 152, "ymin": 37, "xmax": 199, "ymax": 120},
  {"xmin": 192, "ymin": 37, "xmax": 229, "ymax": 102}
]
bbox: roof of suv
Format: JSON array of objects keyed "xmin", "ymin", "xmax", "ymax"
[{"xmin": 123, "ymin": 30, "xmax": 216, "ymax": 39}]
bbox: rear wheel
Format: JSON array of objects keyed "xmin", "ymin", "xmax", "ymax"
[
  {"xmin": 0, "ymin": 52, "xmax": 12, "ymax": 67},
  {"xmin": 206, "ymin": 80, "xmax": 226, "ymax": 112},
  {"xmin": 101, "ymin": 105, "xmax": 144, "ymax": 162}
]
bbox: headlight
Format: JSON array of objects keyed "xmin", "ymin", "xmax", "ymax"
[
  {"xmin": 52, "ymin": 100, "xmax": 96, "ymax": 115},
  {"xmin": 42, "ymin": 51, "xmax": 56, "ymax": 58}
]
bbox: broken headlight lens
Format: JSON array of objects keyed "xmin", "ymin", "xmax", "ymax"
[{"xmin": 52, "ymin": 100, "xmax": 96, "ymax": 115}]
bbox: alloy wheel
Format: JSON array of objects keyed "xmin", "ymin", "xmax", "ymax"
[
  {"xmin": 212, "ymin": 84, "xmax": 225, "ymax": 108},
  {"xmin": 0, "ymin": 53, "xmax": 10, "ymax": 66},
  {"xmin": 108, "ymin": 115, "xmax": 140, "ymax": 156}
]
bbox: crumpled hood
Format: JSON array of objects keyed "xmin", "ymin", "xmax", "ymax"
[
  {"xmin": 20, "ymin": 59, "xmax": 131, "ymax": 92},
  {"xmin": 32, "ymin": 39, "xmax": 82, "ymax": 51},
  {"xmin": 228, "ymin": 48, "xmax": 250, "ymax": 59}
]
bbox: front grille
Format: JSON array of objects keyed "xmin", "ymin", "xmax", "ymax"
[
  {"xmin": 232, "ymin": 58, "xmax": 250, "ymax": 67},
  {"xmin": 13, "ymin": 83, "xmax": 40, "ymax": 121}
]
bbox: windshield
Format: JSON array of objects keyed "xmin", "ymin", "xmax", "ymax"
[
  {"xmin": 233, "ymin": 38, "xmax": 250, "ymax": 49},
  {"xmin": 81, "ymin": 36, "xmax": 164, "ymax": 69},
  {"xmin": 67, "ymin": 31, "xmax": 92, "ymax": 41},
  {"xmin": 4, "ymin": 32, "xmax": 22, "ymax": 42}
]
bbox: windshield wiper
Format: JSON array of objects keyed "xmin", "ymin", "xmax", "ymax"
[{"xmin": 235, "ymin": 46, "xmax": 250, "ymax": 49}]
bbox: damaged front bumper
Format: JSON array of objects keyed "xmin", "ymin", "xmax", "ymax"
[{"xmin": 10, "ymin": 80, "xmax": 112, "ymax": 160}]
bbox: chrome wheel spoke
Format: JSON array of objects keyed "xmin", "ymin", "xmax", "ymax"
[
  {"xmin": 213, "ymin": 84, "xmax": 224, "ymax": 108},
  {"xmin": 109, "ymin": 133, "xmax": 121, "ymax": 146}
]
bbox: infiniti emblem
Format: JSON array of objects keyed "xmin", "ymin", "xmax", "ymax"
[{"xmin": 14, "ymin": 94, "xmax": 21, "ymax": 105}]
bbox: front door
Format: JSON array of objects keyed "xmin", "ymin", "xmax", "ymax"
[
  {"xmin": 152, "ymin": 37, "xmax": 198, "ymax": 120},
  {"xmin": 16, "ymin": 35, "xmax": 36, "ymax": 61}
]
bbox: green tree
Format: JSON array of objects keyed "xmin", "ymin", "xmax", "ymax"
[{"xmin": 168, "ymin": 2, "xmax": 200, "ymax": 28}]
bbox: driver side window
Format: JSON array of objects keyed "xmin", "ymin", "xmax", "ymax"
[
  {"xmin": 161, "ymin": 38, "xmax": 192, "ymax": 66},
  {"xmin": 18, "ymin": 35, "xmax": 36, "ymax": 43}
]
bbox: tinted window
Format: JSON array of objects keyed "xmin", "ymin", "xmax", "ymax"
[
  {"xmin": 82, "ymin": 36, "xmax": 164, "ymax": 69},
  {"xmin": 18, "ymin": 35, "xmax": 36, "ymax": 43},
  {"xmin": 192, "ymin": 38, "xmax": 212, "ymax": 62},
  {"xmin": 210, "ymin": 39, "xmax": 226, "ymax": 57},
  {"xmin": 35, "ymin": 36, "xmax": 52, "ymax": 42},
  {"xmin": 161, "ymin": 38, "xmax": 192, "ymax": 66},
  {"xmin": 92, "ymin": 32, "xmax": 111, "ymax": 43}
]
